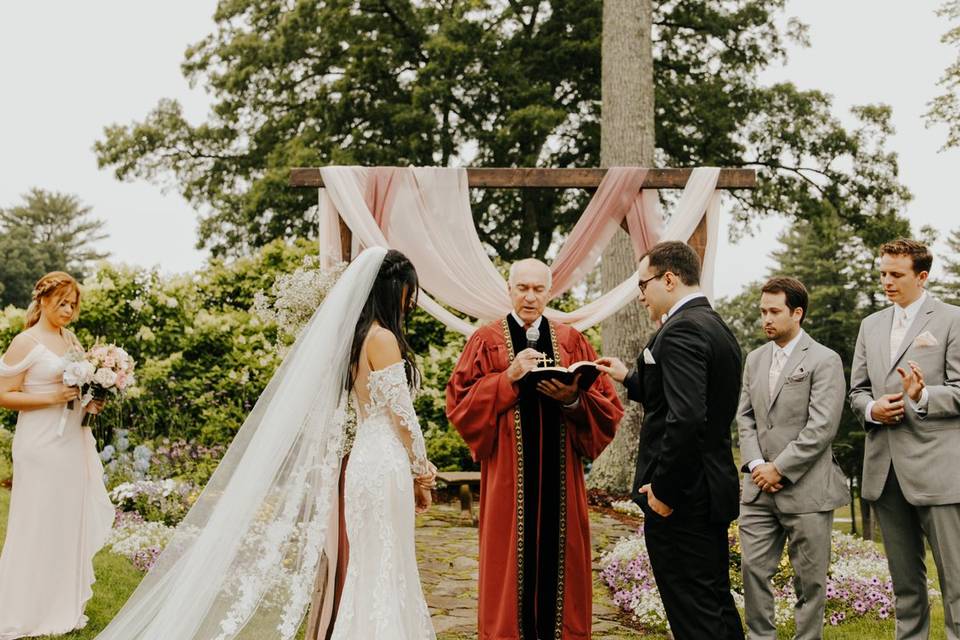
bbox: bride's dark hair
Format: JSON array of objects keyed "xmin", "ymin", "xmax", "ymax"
[{"xmin": 347, "ymin": 249, "xmax": 421, "ymax": 392}]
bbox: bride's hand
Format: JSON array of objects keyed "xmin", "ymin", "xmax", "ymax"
[
  {"xmin": 414, "ymin": 483, "xmax": 432, "ymax": 514},
  {"xmin": 414, "ymin": 461, "xmax": 438, "ymax": 490}
]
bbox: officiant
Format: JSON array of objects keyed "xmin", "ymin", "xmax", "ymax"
[{"xmin": 446, "ymin": 258, "xmax": 623, "ymax": 640}]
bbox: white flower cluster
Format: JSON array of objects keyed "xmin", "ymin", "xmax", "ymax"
[
  {"xmin": 62, "ymin": 358, "xmax": 95, "ymax": 387},
  {"xmin": 253, "ymin": 257, "xmax": 347, "ymax": 340},
  {"xmin": 109, "ymin": 478, "xmax": 181, "ymax": 502},
  {"xmin": 599, "ymin": 535, "xmax": 668, "ymax": 628},
  {"xmin": 610, "ymin": 499, "xmax": 643, "ymax": 518},
  {"xmin": 107, "ymin": 515, "xmax": 176, "ymax": 559}
]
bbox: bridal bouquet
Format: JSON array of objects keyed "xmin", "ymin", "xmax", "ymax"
[{"xmin": 61, "ymin": 344, "xmax": 137, "ymax": 434}]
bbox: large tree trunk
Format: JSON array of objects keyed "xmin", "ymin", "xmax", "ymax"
[{"xmin": 586, "ymin": 0, "xmax": 656, "ymax": 494}]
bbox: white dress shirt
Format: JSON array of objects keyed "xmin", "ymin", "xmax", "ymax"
[
  {"xmin": 511, "ymin": 311, "xmax": 543, "ymax": 330},
  {"xmin": 865, "ymin": 292, "xmax": 930, "ymax": 424},
  {"xmin": 660, "ymin": 292, "xmax": 707, "ymax": 325},
  {"xmin": 748, "ymin": 330, "xmax": 806, "ymax": 472}
]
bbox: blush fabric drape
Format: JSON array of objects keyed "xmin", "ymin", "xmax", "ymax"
[{"xmin": 317, "ymin": 166, "xmax": 721, "ymax": 335}]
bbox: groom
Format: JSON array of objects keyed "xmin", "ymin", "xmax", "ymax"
[{"xmin": 597, "ymin": 241, "xmax": 744, "ymax": 640}]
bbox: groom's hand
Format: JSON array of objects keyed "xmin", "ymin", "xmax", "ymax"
[
  {"xmin": 594, "ymin": 357, "xmax": 628, "ymax": 383},
  {"xmin": 640, "ymin": 484, "xmax": 673, "ymax": 517}
]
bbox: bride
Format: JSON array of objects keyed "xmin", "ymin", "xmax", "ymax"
[{"xmin": 95, "ymin": 247, "xmax": 437, "ymax": 640}]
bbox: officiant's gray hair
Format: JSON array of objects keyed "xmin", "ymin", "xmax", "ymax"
[{"xmin": 508, "ymin": 258, "xmax": 552, "ymax": 290}]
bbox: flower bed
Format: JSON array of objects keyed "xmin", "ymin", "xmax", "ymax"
[
  {"xmin": 600, "ymin": 521, "xmax": 936, "ymax": 633},
  {"xmin": 107, "ymin": 510, "xmax": 176, "ymax": 572}
]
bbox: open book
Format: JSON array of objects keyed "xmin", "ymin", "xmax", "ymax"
[{"xmin": 523, "ymin": 361, "xmax": 602, "ymax": 390}]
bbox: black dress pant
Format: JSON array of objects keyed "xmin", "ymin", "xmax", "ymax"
[{"xmin": 644, "ymin": 504, "xmax": 744, "ymax": 640}]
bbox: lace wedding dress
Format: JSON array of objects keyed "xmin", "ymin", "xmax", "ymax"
[
  {"xmin": 94, "ymin": 247, "xmax": 435, "ymax": 640},
  {"xmin": 329, "ymin": 351, "xmax": 435, "ymax": 640}
]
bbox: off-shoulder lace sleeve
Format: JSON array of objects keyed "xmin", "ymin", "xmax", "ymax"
[
  {"xmin": 0, "ymin": 344, "xmax": 43, "ymax": 377},
  {"xmin": 369, "ymin": 361, "xmax": 430, "ymax": 476}
]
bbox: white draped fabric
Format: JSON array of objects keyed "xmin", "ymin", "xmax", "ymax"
[{"xmin": 318, "ymin": 166, "xmax": 722, "ymax": 335}]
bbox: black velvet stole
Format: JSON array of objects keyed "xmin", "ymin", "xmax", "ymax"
[{"xmin": 507, "ymin": 314, "xmax": 563, "ymax": 639}]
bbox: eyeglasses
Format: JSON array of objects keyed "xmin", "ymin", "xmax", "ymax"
[{"xmin": 638, "ymin": 273, "xmax": 665, "ymax": 293}]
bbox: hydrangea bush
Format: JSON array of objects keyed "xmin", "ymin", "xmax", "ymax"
[
  {"xmin": 109, "ymin": 478, "xmax": 197, "ymax": 526},
  {"xmin": 600, "ymin": 520, "xmax": 935, "ymax": 633},
  {"xmin": 107, "ymin": 510, "xmax": 176, "ymax": 572}
]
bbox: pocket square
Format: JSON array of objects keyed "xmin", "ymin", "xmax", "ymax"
[
  {"xmin": 913, "ymin": 331, "xmax": 939, "ymax": 348},
  {"xmin": 643, "ymin": 348, "xmax": 656, "ymax": 365},
  {"xmin": 787, "ymin": 366, "xmax": 809, "ymax": 383}
]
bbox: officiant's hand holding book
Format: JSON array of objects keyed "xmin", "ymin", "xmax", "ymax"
[{"xmin": 526, "ymin": 360, "xmax": 603, "ymax": 391}]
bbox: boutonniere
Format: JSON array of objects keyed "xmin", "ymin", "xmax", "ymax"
[{"xmin": 913, "ymin": 331, "xmax": 939, "ymax": 348}]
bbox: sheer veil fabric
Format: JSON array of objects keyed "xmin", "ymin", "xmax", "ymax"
[{"xmin": 94, "ymin": 247, "xmax": 388, "ymax": 640}]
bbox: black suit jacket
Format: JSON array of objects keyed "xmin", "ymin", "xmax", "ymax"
[{"xmin": 624, "ymin": 296, "xmax": 743, "ymax": 524}]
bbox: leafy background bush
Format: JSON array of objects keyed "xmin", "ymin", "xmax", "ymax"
[{"xmin": 0, "ymin": 238, "xmax": 475, "ymax": 473}]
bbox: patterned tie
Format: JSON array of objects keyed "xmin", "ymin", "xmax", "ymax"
[
  {"xmin": 769, "ymin": 349, "xmax": 786, "ymax": 401},
  {"xmin": 890, "ymin": 311, "xmax": 908, "ymax": 365}
]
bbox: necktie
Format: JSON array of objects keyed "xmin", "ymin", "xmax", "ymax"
[
  {"xmin": 769, "ymin": 349, "xmax": 786, "ymax": 401},
  {"xmin": 890, "ymin": 311, "xmax": 908, "ymax": 364}
]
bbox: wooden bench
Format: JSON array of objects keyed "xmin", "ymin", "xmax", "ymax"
[{"xmin": 436, "ymin": 471, "xmax": 481, "ymax": 524}]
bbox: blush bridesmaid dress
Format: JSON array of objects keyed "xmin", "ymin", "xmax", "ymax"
[{"xmin": 0, "ymin": 334, "xmax": 114, "ymax": 639}]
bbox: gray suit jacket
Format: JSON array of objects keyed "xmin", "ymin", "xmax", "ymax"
[
  {"xmin": 849, "ymin": 295, "xmax": 960, "ymax": 504},
  {"xmin": 738, "ymin": 333, "xmax": 849, "ymax": 513}
]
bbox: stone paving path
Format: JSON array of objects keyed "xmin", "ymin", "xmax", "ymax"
[{"xmin": 415, "ymin": 503, "xmax": 641, "ymax": 640}]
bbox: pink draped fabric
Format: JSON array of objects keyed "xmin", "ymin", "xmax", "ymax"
[
  {"xmin": 549, "ymin": 168, "xmax": 663, "ymax": 296},
  {"xmin": 316, "ymin": 166, "xmax": 721, "ymax": 335}
]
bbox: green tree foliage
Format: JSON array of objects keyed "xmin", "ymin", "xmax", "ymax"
[
  {"xmin": 931, "ymin": 227, "xmax": 960, "ymax": 305},
  {"xmin": 927, "ymin": 0, "xmax": 960, "ymax": 148},
  {"xmin": 0, "ymin": 189, "xmax": 108, "ymax": 307},
  {"xmin": 95, "ymin": 0, "xmax": 906, "ymax": 264}
]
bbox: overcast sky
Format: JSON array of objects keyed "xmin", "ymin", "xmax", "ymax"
[{"xmin": 1, "ymin": 0, "xmax": 958, "ymax": 299}]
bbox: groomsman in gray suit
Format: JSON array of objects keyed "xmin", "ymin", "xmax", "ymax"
[
  {"xmin": 738, "ymin": 277, "xmax": 849, "ymax": 640},
  {"xmin": 849, "ymin": 238, "xmax": 960, "ymax": 640}
]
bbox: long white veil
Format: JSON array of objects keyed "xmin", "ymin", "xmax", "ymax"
[{"xmin": 94, "ymin": 247, "xmax": 388, "ymax": 640}]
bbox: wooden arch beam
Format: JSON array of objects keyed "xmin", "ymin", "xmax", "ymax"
[{"xmin": 289, "ymin": 167, "xmax": 756, "ymax": 189}]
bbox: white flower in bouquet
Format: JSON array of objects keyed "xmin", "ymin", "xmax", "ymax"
[
  {"xmin": 63, "ymin": 360, "xmax": 95, "ymax": 387},
  {"xmin": 94, "ymin": 367, "xmax": 118, "ymax": 388}
]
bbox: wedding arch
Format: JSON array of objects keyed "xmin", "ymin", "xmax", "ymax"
[{"xmin": 289, "ymin": 166, "xmax": 757, "ymax": 335}]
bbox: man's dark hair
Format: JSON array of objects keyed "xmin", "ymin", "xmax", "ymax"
[
  {"xmin": 642, "ymin": 241, "xmax": 701, "ymax": 286},
  {"xmin": 880, "ymin": 238, "xmax": 933, "ymax": 274},
  {"xmin": 761, "ymin": 276, "xmax": 809, "ymax": 325}
]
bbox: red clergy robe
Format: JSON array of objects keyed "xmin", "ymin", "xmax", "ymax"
[{"xmin": 446, "ymin": 318, "xmax": 623, "ymax": 640}]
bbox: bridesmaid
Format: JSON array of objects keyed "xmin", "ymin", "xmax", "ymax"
[{"xmin": 0, "ymin": 272, "xmax": 114, "ymax": 639}]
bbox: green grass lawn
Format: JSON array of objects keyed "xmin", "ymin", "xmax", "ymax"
[{"xmin": 0, "ymin": 454, "xmax": 948, "ymax": 639}]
